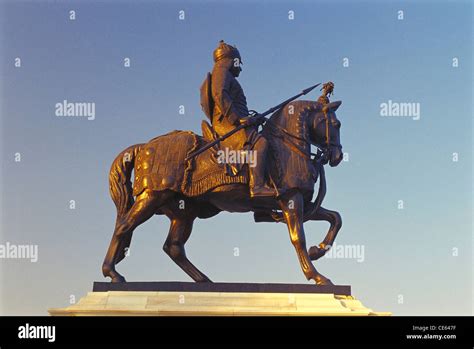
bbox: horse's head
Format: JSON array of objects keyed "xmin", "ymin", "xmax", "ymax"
[{"xmin": 309, "ymin": 101, "xmax": 343, "ymax": 167}]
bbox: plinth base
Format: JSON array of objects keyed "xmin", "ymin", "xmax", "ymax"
[{"xmin": 49, "ymin": 282, "xmax": 390, "ymax": 316}]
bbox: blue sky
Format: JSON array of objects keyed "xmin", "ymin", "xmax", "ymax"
[{"xmin": 0, "ymin": 0, "xmax": 472, "ymax": 315}]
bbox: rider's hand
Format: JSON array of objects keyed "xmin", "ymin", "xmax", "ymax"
[
  {"xmin": 238, "ymin": 116, "xmax": 254, "ymax": 126},
  {"xmin": 239, "ymin": 114, "xmax": 265, "ymax": 127},
  {"xmin": 254, "ymin": 113, "xmax": 265, "ymax": 124}
]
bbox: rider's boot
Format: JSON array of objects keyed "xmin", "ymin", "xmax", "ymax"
[{"xmin": 249, "ymin": 137, "xmax": 277, "ymax": 198}]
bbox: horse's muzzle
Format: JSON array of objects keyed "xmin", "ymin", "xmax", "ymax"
[{"xmin": 329, "ymin": 146, "xmax": 343, "ymax": 167}]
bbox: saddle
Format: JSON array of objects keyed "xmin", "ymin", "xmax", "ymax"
[
  {"xmin": 181, "ymin": 121, "xmax": 249, "ymax": 196},
  {"xmin": 132, "ymin": 125, "xmax": 249, "ymax": 198}
]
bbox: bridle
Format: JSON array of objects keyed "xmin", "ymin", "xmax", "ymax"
[
  {"xmin": 312, "ymin": 108, "xmax": 341, "ymax": 165},
  {"xmin": 264, "ymin": 106, "xmax": 340, "ymax": 165}
]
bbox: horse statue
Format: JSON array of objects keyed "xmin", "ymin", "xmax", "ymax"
[{"xmin": 102, "ymin": 97, "xmax": 343, "ymax": 285}]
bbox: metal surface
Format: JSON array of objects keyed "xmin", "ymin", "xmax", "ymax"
[{"xmin": 102, "ymin": 41, "xmax": 344, "ymax": 285}]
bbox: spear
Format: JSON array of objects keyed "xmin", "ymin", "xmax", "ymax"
[{"xmin": 184, "ymin": 83, "xmax": 320, "ymax": 161}]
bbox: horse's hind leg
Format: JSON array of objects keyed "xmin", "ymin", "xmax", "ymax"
[
  {"xmin": 102, "ymin": 190, "xmax": 171, "ymax": 283},
  {"xmin": 306, "ymin": 206, "xmax": 342, "ymax": 261},
  {"xmin": 163, "ymin": 216, "xmax": 212, "ymax": 282}
]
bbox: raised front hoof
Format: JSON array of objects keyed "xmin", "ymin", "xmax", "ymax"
[{"xmin": 308, "ymin": 246, "xmax": 326, "ymax": 261}]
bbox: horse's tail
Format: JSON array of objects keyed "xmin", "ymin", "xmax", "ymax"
[{"xmin": 109, "ymin": 144, "xmax": 144, "ymax": 220}]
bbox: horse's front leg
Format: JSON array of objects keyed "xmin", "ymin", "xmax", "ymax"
[
  {"xmin": 279, "ymin": 192, "xmax": 333, "ymax": 285},
  {"xmin": 305, "ymin": 206, "xmax": 342, "ymax": 261}
]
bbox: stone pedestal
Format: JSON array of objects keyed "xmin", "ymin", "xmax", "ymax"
[{"xmin": 49, "ymin": 282, "xmax": 390, "ymax": 316}]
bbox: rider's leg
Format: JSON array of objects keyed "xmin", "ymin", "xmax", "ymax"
[{"xmin": 249, "ymin": 136, "xmax": 276, "ymax": 198}]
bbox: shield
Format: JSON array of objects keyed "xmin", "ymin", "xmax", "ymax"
[{"xmin": 200, "ymin": 72, "xmax": 214, "ymax": 122}]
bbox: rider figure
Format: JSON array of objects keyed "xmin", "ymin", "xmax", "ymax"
[{"xmin": 201, "ymin": 40, "xmax": 276, "ymax": 197}]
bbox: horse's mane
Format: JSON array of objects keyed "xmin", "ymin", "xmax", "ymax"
[{"xmin": 264, "ymin": 100, "xmax": 322, "ymax": 150}]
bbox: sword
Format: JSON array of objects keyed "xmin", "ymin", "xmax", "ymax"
[{"xmin": 184, "ymin": 83, "xmax": 321, "ymax": 161}]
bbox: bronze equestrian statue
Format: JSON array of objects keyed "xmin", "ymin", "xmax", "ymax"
[{"xmin": 102, "ymin": 41, "xmax": 344, "ymax": 285}]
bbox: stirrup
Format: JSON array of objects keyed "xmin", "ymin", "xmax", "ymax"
[{"xmin": 250, "ymin": 186, "xmax": 277, "ymax": 198}]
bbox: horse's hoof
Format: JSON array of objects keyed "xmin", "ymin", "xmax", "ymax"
[
  {"xmin": 308, "ymin": 246, "xmax": 326, "ymax": 261},
  {"xmin": 315, "ymin": 276, "xmax": 334, "ymax": 286},
  {"xmin": 196, "ymin": 276, "xmax": 213, "ymax": 283},
  {"xmin": 111, "ymin": 275, "xmax": 126, "ymax": 283}
]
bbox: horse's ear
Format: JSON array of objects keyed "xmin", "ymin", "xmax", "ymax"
[{"xmin": 328, "ymin": 101, "xmax": 342, "ymax": 111}]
